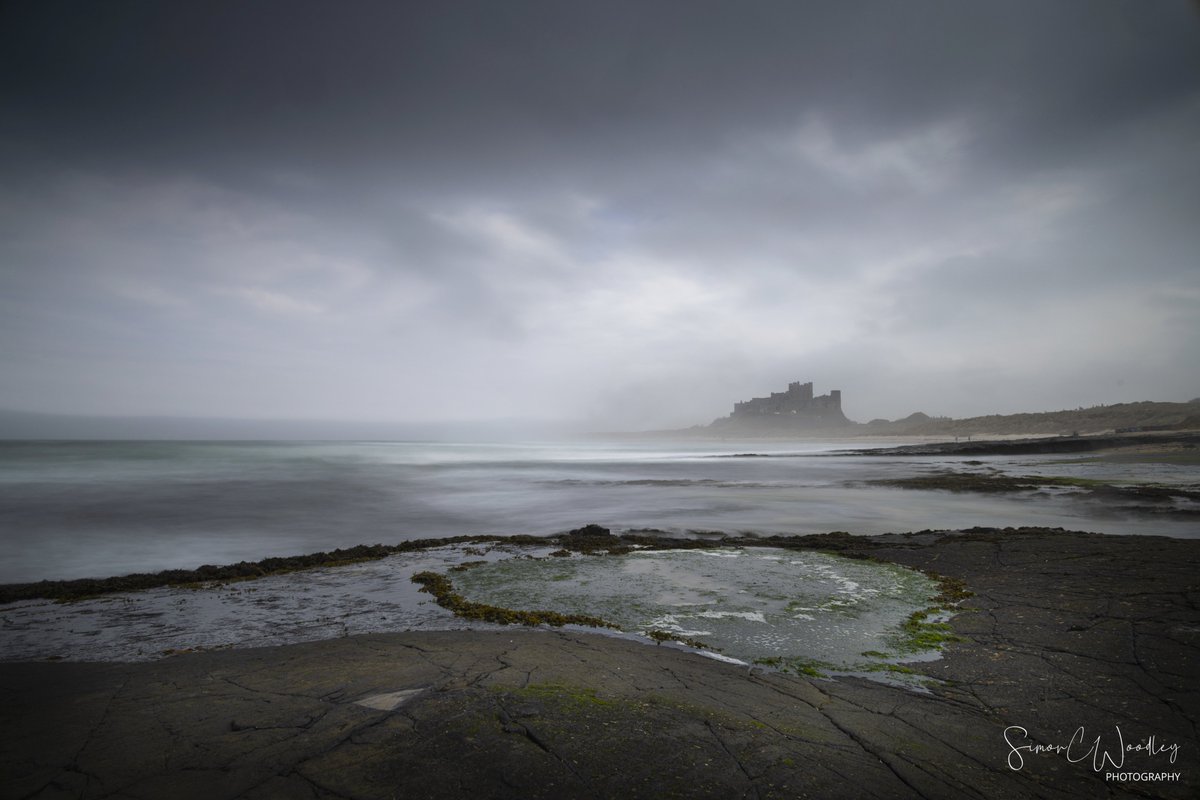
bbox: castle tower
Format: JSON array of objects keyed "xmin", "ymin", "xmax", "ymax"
[{"xmin": 787, "ymin": 381, "xmax": 814, "ymax": 403}]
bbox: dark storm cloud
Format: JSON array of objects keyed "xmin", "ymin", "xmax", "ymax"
[
  {"xmin": 1, "ymin": 1, "xmax": 1198, "ymax": 426},
  {"xmin": 7, "ymin": 2, "xmax": 1194, "ymax": 174}
]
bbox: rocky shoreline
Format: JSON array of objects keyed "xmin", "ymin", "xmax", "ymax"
[
  {"xmin": 844, "ymin": 429, "xmax": 1200, "ymax": 457},
  {"xmin": 2, "ymin": 527, "xmax": 1197, "ymax": 798}
]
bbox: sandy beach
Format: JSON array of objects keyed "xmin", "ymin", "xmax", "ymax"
[{"xmin": 3, "ymin": 527, "xmax": 1196, "ymax": 799}]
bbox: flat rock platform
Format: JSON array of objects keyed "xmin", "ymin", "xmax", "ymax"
[{"xmin": 3, "ymin": 529, "xmax": 1197, "ymax": 799}]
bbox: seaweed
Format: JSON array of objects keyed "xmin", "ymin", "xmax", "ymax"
[
  {"xmin": 1, "ymin": 537, "xmax": 501, "ymax": 604},
  {"xmin": 411, "ymin": 570, "xmax": 619, "ymax": 630},
  {"xmin": 449, "ymin": 561, "xmax": 489, "ymax": 573},
  {"xmin": 644, "ymin": 629, "xmax": 713, "ymax": 650},
  {"xmin": 865, "ymin": 470, "xmax": 1200, "ymax": 504}
]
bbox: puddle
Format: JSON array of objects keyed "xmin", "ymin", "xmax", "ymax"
[
  {"xmin": 0, "ymin": 543, "xmax": 542, "ymax": 662},
  {"xmin": 453, "ymin": 547, "xmax": 946, "ymax": 678},
  {"xmin": 0, "ymin": 543, "xmax": 955, "ymax": 685}
]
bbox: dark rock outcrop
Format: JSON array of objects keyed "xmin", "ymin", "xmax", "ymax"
[{"xmin": 2, "ymin": 529, "xmax": 1196, "ymax": 798}]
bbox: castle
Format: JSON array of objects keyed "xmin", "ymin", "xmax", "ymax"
[{"xmin": 727, "ymin": 381, "xmax": 847, "ymax": 425}]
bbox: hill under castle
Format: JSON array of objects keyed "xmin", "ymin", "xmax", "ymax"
[{"xmin": 700, "ymin": 380, "xmax": 1200, "ymax": 438}]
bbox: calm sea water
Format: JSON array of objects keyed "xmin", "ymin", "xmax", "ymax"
[{"xmin": 0, "ymin": 439, "xmax": 1195, "ymax": 583}]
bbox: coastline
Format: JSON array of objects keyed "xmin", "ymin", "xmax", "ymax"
[
  {"xmin": 610, "ymin": 427, "xmax": 1200, "ymax": 453},
  {"xmin": 844, "ymin": 429, "xmax": 1200, "ymax": 457},
  {"xmin": 5, "ymin": 432, "xmax": 1196, "ymax": 585},
  {"xmin": 3, "ymin": 528, "xmax": 1196, "ymax": 798}
]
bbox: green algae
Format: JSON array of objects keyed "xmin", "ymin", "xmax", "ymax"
[
  {"xmin": 492, "ymin": 682, "xmax": 793, "ymax": 745},
  {"xmin": 877, "ymin": 569, "xmax": 972, "ymax": 656},
  {"xmin": 501, "ymin": 683, "xmax": 616, "ymax": 708},
  {"xmin": 748, "ymin": 657, "xmax": 826, "ymax": 677},
  {"xmin": 898, "ymin": 612, "xmax": 961, "ymax": 651}
]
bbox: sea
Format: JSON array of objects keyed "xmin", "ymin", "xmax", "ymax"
[{"xmin": 1, "ymin": 438, "xmax": 1197, "ymax": 584}]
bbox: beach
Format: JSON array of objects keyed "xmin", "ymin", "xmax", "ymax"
[{"xmin": 3, "ymin": 527, "xmax": 1197, "ymax": 799}]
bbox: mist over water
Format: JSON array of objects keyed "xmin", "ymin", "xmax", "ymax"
[{"xmin": 0, "ymin": 439, "xmax": 1195, "ymax": 583}]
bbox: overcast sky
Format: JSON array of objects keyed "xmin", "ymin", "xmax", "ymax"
[{"xmin": 1, "ymin": 1, "xmax": 1198, "ymax": 430}]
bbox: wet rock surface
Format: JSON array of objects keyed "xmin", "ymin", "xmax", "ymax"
[{"xmin": 2, "ymin": 529, "xmax": 1197, "ymax": 799}]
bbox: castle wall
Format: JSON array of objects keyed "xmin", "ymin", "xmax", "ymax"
[{"xmin": 729, "ymin": 381, "xmax": 844, "ymax": 421}]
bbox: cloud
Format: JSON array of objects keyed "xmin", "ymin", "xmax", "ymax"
[
  {"xmin": 0, "ymin": 1, "xmax": 1197, "ymax": 427},
  {"xmin": 780, "ymin": 114, "xmax": 972, "ymax": 193}
]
